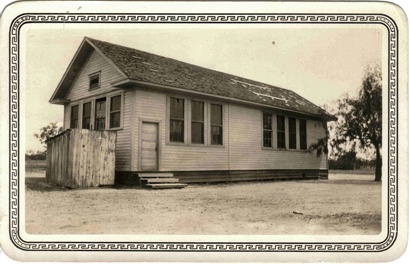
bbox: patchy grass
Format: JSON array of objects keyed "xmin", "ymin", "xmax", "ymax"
[
  {"xmin": 330, "ymin": 169, "xmax": 375, "ymax": 175},
  {"xmin": 25, "ymin": 170, "xmax": 381, "ymax": 235}
]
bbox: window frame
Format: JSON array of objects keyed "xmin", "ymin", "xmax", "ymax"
[
  {"xmin": 69, "ymin": 104, "xmax": 79, "ymax": 129},
  {"xmin": 109, "ymin": 95, "xmax": 122, "ymax": 129},
  {"xmin": 299, "ymin": 119, "xmax": 308, "ymax": 150},
  {"xmin": 262, "ymin": 112, "xmax": 273, "ymax": 148},
  {"xmin": 94, "ymin": 96, "xmax": 107, "ymax": 130},
  {"xmin": 82, "ymin": 101, "xmax": 92, "ymax": 130},
  {"xmin": 106, "ymin": 92, "xmax": 124, "ymax": 131},
  {"xmin": 288, "ymin": 116, "xmax": 297, "ymax": 150},
  {"xmin": 168, "ymin": 96, "xmax": 186, "ymax": 144},
  {"xmin": 68, "ymin": 92, "xmax": 123, "ymax": 131},
  {"xmin": 261, "ymin": 110, "xmax": 310, "ymax": 152},
  {"xmin": 89, "ymin": 71, "xmax": 101, "ymax": 90},
  {"xmin": 166, "ymin": 95, "xmax": 224, "ymax": 147},
  {"xmin": 276, "ymin": 114, "xmax": 286, "ymax": 149},
  {"xmin": 210, "ymin": 103, "xmax": 224, "ymax": 146},
  {"xmin": 190, "ymin": 100, "xmax": 205, "ymax": 145}
]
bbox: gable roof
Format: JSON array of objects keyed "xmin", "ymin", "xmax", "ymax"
[{"xmin": 50, "ymin": 37, "xmax": 334, "ymax": 119}]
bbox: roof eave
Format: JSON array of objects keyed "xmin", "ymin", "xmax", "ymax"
[
  {"xmin": 49, "ymin": 98, "xmax": 71, "ymax": 105},
  {"xmin": 49, "ymin": 38, "xmax": 91, "ymax": 103},
  {"xmin": 49, "ymin": 37, "xmax": 128, "ymax": 103},
  {"xmin": 113, "ymin": 78, "xmax": 325, "ymax": 119}
]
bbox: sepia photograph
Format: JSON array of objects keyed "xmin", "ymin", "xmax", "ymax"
[
  {"xmin": 0, "ymin": 0, "xmax": 408, "ymax": 262},
  {"xmin": 24, "ymin": 26, "xmax": 383, "ymax": 236}
]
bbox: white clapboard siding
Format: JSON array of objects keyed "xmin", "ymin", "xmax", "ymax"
[
  {"xmin": 132, "ymin": 89, "xmax": 229, "ymax": 171},
  {"xmin": 229, "ymin": 104, "xmax": 327, "ymax": 170},
  {"xmin": 132, "ymin": 89, "xmax": 166, "ymax": 171},
  {"xmin": 66, "ymin": 50, "xmax": 124, "ymax": 101},
  {"xmin": 62, "ymin": 50, "xmax": 132, "ymax": 171}
]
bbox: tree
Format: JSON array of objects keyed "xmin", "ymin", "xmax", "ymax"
[
  {"xmin": 333, "ymin": 65, "xmax": 382, "ymax": 181},
  {"xmin": 34, "ymin": 122, "xmax": 64, "ymax": 147}
]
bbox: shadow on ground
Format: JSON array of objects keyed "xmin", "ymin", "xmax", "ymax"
[{"xmin": 25, "ymin": 177, "xmax": 69, "ymax": 192}]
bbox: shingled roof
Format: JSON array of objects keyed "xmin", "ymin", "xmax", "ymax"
[{"xmin": 51, "ymin": 37, "xmax": 333, "ymax": 119}]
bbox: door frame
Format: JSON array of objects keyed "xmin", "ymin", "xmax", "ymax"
[{"xmin": 138, "ymin": 118, "xmax": 162, "ymax": 171}]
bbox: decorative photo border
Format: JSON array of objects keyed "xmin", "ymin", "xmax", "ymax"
[{"xmin": 9, "ymin": 13, "xmax": 398, "ymax": 252}]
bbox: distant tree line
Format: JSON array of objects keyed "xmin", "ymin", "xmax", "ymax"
[
  {"xmin": 328, "ymin": 151, "xmax": 376, "ymax": 170},
  {"xmin": 25, "ymin": 150, "xmax": 46, "ymax": 161}
]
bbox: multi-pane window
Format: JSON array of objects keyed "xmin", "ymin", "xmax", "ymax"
[
  {"xmin": 299, "ymin": 119, "xmax": 307, "ymax": 150},
  {"xmin": 89, "ymin": 72, "xmax": 100, "ymax": 90},
  {"xmin": 263, "ymin": 112, "xmax": 273, "ymax": 148},
  {"xmin": 77, "ymin": 94, "xmax": 122, "ymax": 131},
  {"xmin": 277, "ymin": 115, "xmax": 286, "ymax": 149},
  {"xmin": 95, "ymin": 98, "xmax": 106, "ymax": 130},
  {"xmin": 170, "ymin": 97, "xmax": 185, "ymax": 142},
  {"xmin": 211, "ymin": 104, "xmax": 223, "ymax": 145},
  {"xmin": 288, "ymin": 117, "xmax": 297, "ymax": 149},
  {"xmin": 70, "ymin": 105, "xmax": 79, "ymax": 128},
  {"xmin": 191, "ymin": 101, "xmax": 204, "ymax": 144},
  {"xmin": 82, "ymin": 102, "xmax": 91, "ymax": 129},
  {"xmin": 109, "ymin": 95, "xmax": 121, "ymax": 128}
]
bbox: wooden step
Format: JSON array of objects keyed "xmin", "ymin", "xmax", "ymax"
[
  {"xmin": 144, "ymin": 178, "xmax": 179, "ymax": 183},
  {"xmin": 145, "ymin": 183, "xmax": 187, "ymax": 189},
  {"xmin": 137, "ymin": 173, "xmax": 174, "ymax": 178}
]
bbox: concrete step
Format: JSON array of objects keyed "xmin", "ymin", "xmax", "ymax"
[
  {"xmin": 137, "ymin": 173, "xmax": 174, "ymax": 178},
  {"xmin": 145, "ymin": 183, "xmax": 187, "ymax": 189},
  {"xmin": 143, "ymin": 178, "xmax": 179, "ymax": 183}
]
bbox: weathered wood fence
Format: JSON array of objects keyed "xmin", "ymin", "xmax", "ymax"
[{"xmin": 46, "ymin": 129, "xmax": 116, "ymax": 188}]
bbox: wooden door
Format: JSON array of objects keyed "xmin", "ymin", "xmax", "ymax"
[{"xmin": 141, "ymin": 122, "xmax": 159, "ymax": 171}]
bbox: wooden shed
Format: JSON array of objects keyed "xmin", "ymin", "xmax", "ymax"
[
  {"xmin": 46, "ymin": 129, "xmax": 116, "ymax": 188},
  {"xmin": 49, "ymin": 37, "xmax": 335, "ymax": 186}
]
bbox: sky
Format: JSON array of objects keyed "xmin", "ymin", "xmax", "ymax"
[{"xmin": 22, "ymin": 23, "xmax": 383, "ymax": 152}]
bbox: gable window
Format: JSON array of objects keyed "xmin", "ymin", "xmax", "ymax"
[
  {"xmin": 109, "ymin": 95, "xmax": 121, "ymax": 128},
  {"xmin": 70, "ymin": 105, "xmax": 79, "ymax": 128},
  {"xmin": 191, "ymin": 101, "xmax": 204, "ymax": 144},
  {"xmin": 82, "ymin": 102, "xmax": 91, "ymax": 129},
  {"xmin": 263, "ymin": 112, "xmax": 273, "ymax": 148},
  {"xmin": 288, "ymin": 117, "xmax": 297, "ymax": 149},
  {"xmin": 299, "ymin": 119, "xmax": 307, "ymax": 150},
  {"xmin": 95, "ymin": 98, "xmax": 107, "ymax": 130},
  {"xmin": 210, "ymin": 104, "xmax": 223, "ymax": 145},
  {"xmin": 277, "ymin": 115, "xmax": 286, "ymax": 149},
  {"xmin": 89, "ymin": 72, "xmax": 100, "ymax": 90},
  {"xmin": 170, "ymin": 97, "xmax": 185, "ymax": 143}
]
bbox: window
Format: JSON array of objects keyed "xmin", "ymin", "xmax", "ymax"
[
  {"xmin": 109, "ymin": 95, "xmax": 121, "ymax": 128},
  {"xmin": 299, "ymin": 119, "xmax": 307, "ymax": 150},
  {"xmin": 82, "ymin": 102, "xmax": 91, "ymax": 129},
  {"xmin": 170, "ymin": 97, "xmax": 185, "ymax": 142},
  {"xmin": 95, "ymin": 98, "xmax": 106, "ymax": 130},
  {"xmin": 191, "ymin": 101, "xmax": 204, "ymax": 144},
  {"xmin": 89, "ymin": 72, "xmax": 100, "ymax": 90},
  {"xmin": 70, "ymin": 105, "xmax": 79, "ymax": 128},
  {"xmin": 167, "ymin": 98, "xmax": 224, "ymax": 146},
  {"xmin": 289, "ymin": 117, "xmax": 297, "ymax": 149},
  {"xmin": 263, "ymin": 112, "xmax": 272, "ymax": 148},
  {"xmin": 211, "ymin": 104, "xmax": 223, "ymax": 145},
  {"xmin": 277, "ymin": 115, "xmax": 286, "ymax": 149}
]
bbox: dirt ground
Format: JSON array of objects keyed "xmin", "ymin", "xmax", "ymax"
[{"xmin": 25, "ymin": 169, "xmax": 381, "ymax": 235}]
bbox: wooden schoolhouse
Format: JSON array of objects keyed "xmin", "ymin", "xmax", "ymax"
[{"xmin": 49, "ymin": 37, "xmax": 333, "ymax": 188}]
